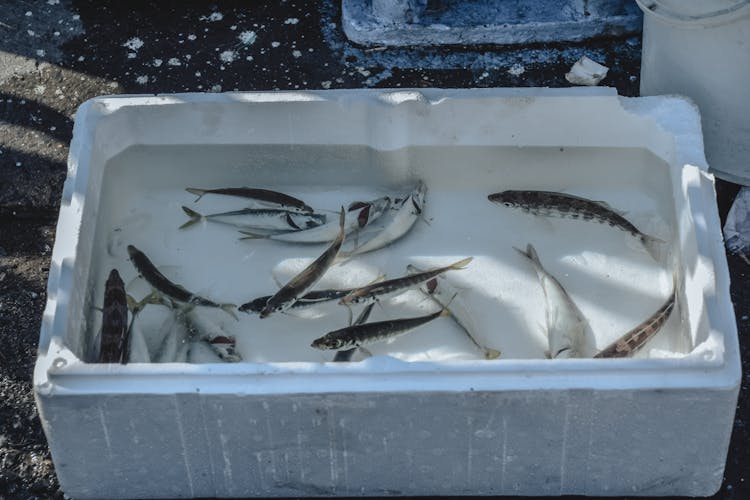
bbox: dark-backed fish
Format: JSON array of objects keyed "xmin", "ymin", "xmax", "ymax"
[
  {"xmin": 312, "ymin": 305, "xmax": 449, "ymax": 350},
  {"xmin": 594, "ymin": 280, "xmax": 677, "ymax": 358},
  {"xmin": 259, "ymin": 208, "xmax": 347, "ymax": 318},
  {"xmin": 127, "ymin": 244, "xmax": 236, "ymax": 319},
  {"xmin": 239, "ymin": 287, "xmax": 353, "ymax": 314},
  {"xmin": 333, "ymin": 303, "xmax": 376, "ymax": 362},
  {"xmin": 180, "ymin": 206, "xmax": 326, "ymax": 231},
  {"xmin": 489, "ymin": 190, "xmax": 664, "ymax": 259},
  {"xmin": 99, "ymin": 269, "xmax": 129, "ymax": 363},
  {"xmin": 339, "ymin": 257, "xmax": 473, "ymax": 306},
  {"xmin": 186, "ymin": 186, "xmax": 314, "ymax": 213}
]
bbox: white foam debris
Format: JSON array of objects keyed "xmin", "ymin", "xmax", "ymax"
[
  {"xmin": 201, "ymin": 12, "xmax": 224, "ymax": 22},
  {"xmin": 724, "ymin": 187, "xmax": 750, "ymax": 264},
  {"xmin": 219, "ymin": 50, "xmax": 236, "ymax": 63},
  {"xmin": 271, "ymin": 41, "xmax": 280, "ymax": 48},
  {"xmin": 136, "ymin": 75, "xmax": 149, "ymax": 84},
  {"xmin": 167, "ymin": 58, "xmax": 181, "ymax": 66},
  {"xmin": 508, "ymin": 63, "xmax": 525, "ymax": 76},
  {"xmin": 152, "ymin": 58, "xmax": 163, "ymax": 67},
  {"xmin": 284, "ymin": 17, "xmax": 299, "ymax": 24},
  {"xmin": 238, "ymin": 30, "xmax": 257, "ymax": 45},
  {"xmin": 565, "ymin": 56, "xmax": 609, "ymax": 86},
  {"xmin": 292, "ymin": 50, "xmax": 302, "ymax": 58},
  {"xmin": 123, "ymin": 37, "xmax": 144, "ymax": 51}
]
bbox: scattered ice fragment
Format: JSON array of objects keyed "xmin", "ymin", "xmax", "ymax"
[
  {"xmin": 565, "ymin": 56, "xmax": 609, "ymax": 86},
  {"xmin": 210, "ymin": 84, "xmax": 222, "ymax": 93},
  {"xmin": 127, "ymin": 53, "xmax": 136, "ymax": 59},
  {"xmin": 724, "ymin": 187, "xmax": 750, "ymax": 265},
  {"xmin": 230, "ymin": 25, "xmax": 237, "ymax": 31},
  {"xmin": 271, "ymin": 41, "xmax": 280, "ymax": 48},
  {"xmin": 16, "ymin": 162, "xmax": 22, "ymax": 167},
  {"xmin": 77, "ymin": 55, "xmax": 85, "ymax": 62},
  {"xmin": 123, "ymin": 37, "xmax": 144, "ymax": 51},
  {"xmin": 47, "ymin": 0, "xmax": 59, "ymax": 4},
  {"xmin": 508, "ymin": 63, "xmax": 525, "ymax": 76},
  {"xmin": 72, "ymin": 14, "xmax": 80, "ymax": 20},
  {"xmin": 195, "ymin": 71, "xmax": 201, "ymax": 77},
  {"xmin": 53, "ymin": 31, "xmax": 60, "ymax": 36},
  {"xmin": 167, "ymin": 58, "xmax": 181, "ymax": 66},
  {"xmin": 284, "ymin": 18, "xmax": 299, "ymax": 24},
  {"xmin": 27, "ymin": 30, "xmax": 35, "ymax": 36},
  {"xmin": 246, "ymin": 56, "xmax": 253, "ymax": 61},
  {"xmin": 33, "ymin": 85, "xmax": 45, "ymax": 95},
  {"xmin": 201, "ymin": 12, "xmax": 223, "ymax": 22},
  {"xmin": 219, "ymin": 50, "xmax": 236, "ymax": 63},
  {"xmin": 357, "ymin": 67, "xmax": 371, "ymax": 77},
  {"xmin": 292, "ymin": 50, "xmax": 302, "ymax": 58},
  {"xmin": 321, "ymin": 80, "xmax": 332, "ymax": 89},
  {"xmin": 136, "ymin": 75, "xmax": 148, "ymax": 84},
  {"xmin": 238, "ymin": 30, "xmax": 257, "ymax": 45},
  {"xmin": 25, "ymin": 11, "xmax": 33, "ymax": 17},
  {"xmin": 153, "ymin": 58, "xmax": 163, "ymax": 67},
  {"xmin": 36, "ymin": 49, "xmax": 46, "ymax": 58},
  {"xmin": 187, "ymin": 34, "xmax": 197, "ymax": 41}
]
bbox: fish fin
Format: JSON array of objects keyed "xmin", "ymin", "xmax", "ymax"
[
  {"xmin": 440, "ymin": 293, "xmax": 459, "ymax": 316},
  {"xmin": 238, "ymin": 230, "xmax": 267, "ymax": 240},
  {"xmin": 285, "ymin": 213, "xmax": 302, "ymax": 230},
  {"xmin": 220, "ymin": 304, "xmax": 239, "ymax": 321},
  {"xmin": 367, "ymin": 273, "xmax": 387, "ymax": 285},
  {"xmin": 359, "ymin": 347, "xmax": 373, "ymax": 358},
  {"xmin": 344, "ymin": 303, "xmax": 353, "ymax": 326},
  {"xmin": 449, "ymin": 256, "xmax": 474, "ymax": 270},
  {"xmin": 513, "ymin": 244, "xmax": 543, "ymax": 268},
  {"xmin": 353, "ymin": 303, "xmax": 375, "ymax": 326},
  {"xmin": 641, "ymin": 233, "xmax": 667, "ymax": 261},
  {"xmin": 179, "ymin": 206, "xmax": 205, "ymax": 230},
  {"xmin": 484, "ymin": 348, "xmax": 501, "ymax": 360},
  {"xmin": 185, "ymin": 187, "xmax": 206, "ymax": 202}
]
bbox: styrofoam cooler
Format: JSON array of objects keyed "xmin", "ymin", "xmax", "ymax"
[{"xmin": 34, "ymin": 88, "xmax": 740, "ymax": 498}]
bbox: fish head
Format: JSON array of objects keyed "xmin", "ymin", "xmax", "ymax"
[
  {"xmin": 487, "ymin": 191, "xmax": 520, "ymax": 208},
  {"xmin": 259, "ymin": 299, "xmax": 288, "ymax": 318},
  {"xmin": 238, "ymin": 297, "xmax": 267, "ymax": 314},
  {"xmin": 311, "ymin": 335, "xmax": 346, "ymax": 350},
  {"xmin": 126, "ymin": 244, "xmax": 140, "ymax": 259}
]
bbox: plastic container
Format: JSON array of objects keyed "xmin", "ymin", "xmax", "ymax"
[
  {"xmin": 637, "ymin": 0, "xmax": 750, "ymax": 185},
  {"xmin": 34, "ymin": 88, "xmax": 740, "ymax": 498}
]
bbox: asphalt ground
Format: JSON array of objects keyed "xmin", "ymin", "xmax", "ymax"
[{"xmin": 0, "ymin": 1, "xmax": 747, "ymax": 499}]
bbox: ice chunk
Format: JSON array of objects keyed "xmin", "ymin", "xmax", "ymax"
[{"xmin": 565, "ymin": 56, "xmax": 609, "ymax": 86}]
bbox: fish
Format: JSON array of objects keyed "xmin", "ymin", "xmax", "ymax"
[
  {"xmin": 339, "ymin": 257, "xmax": 473, "ymax": 306},
  {"xmin": 407, "ymin": 264, "xmax": 501, "ymax": 360},
  {"xmin": 489, "ymin": 190, "xmax": 664, "ymax": 259},
  {"xmin": 340, "ymin": 182, "xmax": 427, "ymax": 257},
  {"xmin": 186, "ymin": 186, "xmax": 314, "ymax": 213},
  {"xmin": 239, "ymin": 287, "xmax": 353, "ymax": 314},
  {"xmin": 312, "ymin": 304, "xmax": 450, "ymax": 350},
  {"xmin": 98, "ymin": 269, "xmax": 129, "ymax": 363},
  {"xmin": 515, "ymin": 244, "xmax": 587, "ymax": 359},
  {"xmin": 594, "ymin": 279, "xmax": 677, "ymax": 358},
  {"xmin": 333, "ymin": 303, "xmax": 376, "ymax": 362},
  {"xmin": 180, "ymin": 206, "xmax": 326, "ymax": 231},
  {"xmin": 127, "ymin": 244, "xmax": 237, "ymax": 319},
  {"xmin": 259, "ymin": 208, "xmax": 347, "ymax": 318},
  {"xmin": 239, "ymin": 196, "xmax": 390, "ymax": 244}
]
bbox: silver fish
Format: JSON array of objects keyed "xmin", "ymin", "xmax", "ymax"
[
  {"xmin": 186, "ymin": 186, "xmax": 314, "ymax": 213},
  {"xmin": 340, "ymin": 182, "xmax": 427, "ymax": 257},
  {"xmin": 259, "ymin": 208, "xmax": 347, "ymax": 318},
  {"xmin": 239, "ymin": 196, "xmax": 390, "ymax": 244},
  {"xmin": 333, "ymin": 303, "xmax": 376, "ymax": 362},
  {"xmin": 407, "ymin": 264, "xmax": 501, "ymax": 360},
  {"xmin": 340, "ymin": 257, "xmax": 473, "ymax": 306},
  {"xmin": 312, "ymin": 305, "xmax": 449, "ymax": 350},
  {"xmin": 489, "ymin": 190, "xmax": 664, "ymax": 259},
  {"xmin": 180, "ymin": 206, "xmax": 326, "ymax": 231},
  {"xmin": 127, "ymin": 244, "xmax": 237, "ymax": 319},
  {"xmin": 515, "ymin": 244, "xmax": 587, "ymax": 359},
  {"xmin": 594, "ymin": 279, "xmax": 677, "ymax": 358}
]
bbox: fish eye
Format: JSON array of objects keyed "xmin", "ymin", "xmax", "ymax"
[{"xmin": 504, "ymin": 202, "xmax": 512, "ymax": 207}]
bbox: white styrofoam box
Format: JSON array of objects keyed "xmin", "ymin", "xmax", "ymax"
[{"xmin": 35, "ymin": 88, "xmax": 740, "ymax": 498}]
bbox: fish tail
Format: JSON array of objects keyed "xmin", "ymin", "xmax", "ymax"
[
  {"xmin": 484, "ymin": 348, "xmax": 502, "ymax": 360},
  {"xmin": 220, "ymin": 304, "xmax": 239, "ymax": 321},
  {"xmin": 185, "ymin": 187, "xmax": 206, "ymax": 202},
  {"xmin": 514, "ymin": 244, "xmax": 542, "ymax": 268},
  {"xmin": 449, "ymin": 256, "xmax": 474, "ymax": 270},
  {"xmin": 179, "ymin": 206, "xmax": 205, "ymax": 230},
  {"xmin": 641, "ymin": 233, "xmax": 667, "ymax": 261}
]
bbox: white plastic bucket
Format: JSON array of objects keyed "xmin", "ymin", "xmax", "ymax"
[{"xmin": 637, "ymin": 0, "xmax": 750, "ymax": 184}]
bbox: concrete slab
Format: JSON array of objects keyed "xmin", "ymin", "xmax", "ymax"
[{"xmin": 343, "ymin": 0, "xmax": 642, "ymax": 46}]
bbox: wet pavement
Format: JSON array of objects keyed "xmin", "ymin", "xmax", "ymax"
[{"xmin": 0, "ymin": 1, "xmax": 747, "ymax": 498}]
